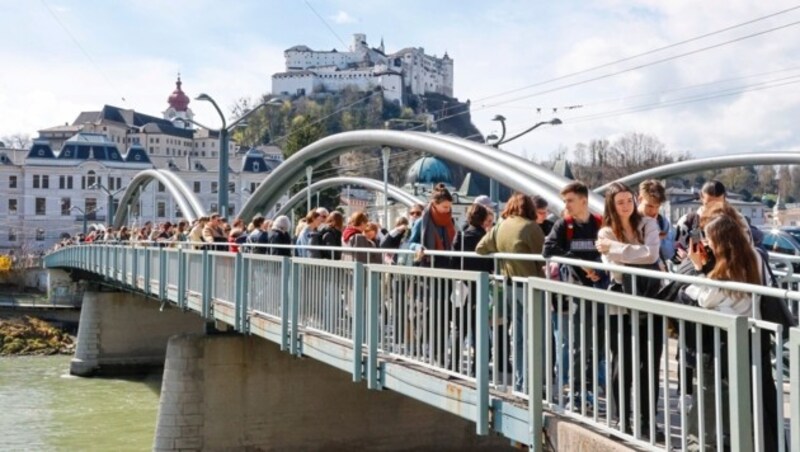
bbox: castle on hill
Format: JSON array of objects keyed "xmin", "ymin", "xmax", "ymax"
[{"xmin": 272, "ymin": 34, "xmax": 453, "ymax": 106}]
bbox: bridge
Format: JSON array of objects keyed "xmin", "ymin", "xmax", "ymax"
[{"xmin": 44, "ymin": 131, "xmax": 800, "ymax": 451}]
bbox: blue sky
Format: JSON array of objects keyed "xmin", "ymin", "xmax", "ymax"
[{"xmin": 1, "ymin": 0, "xmax": 799, "ymax": 159}]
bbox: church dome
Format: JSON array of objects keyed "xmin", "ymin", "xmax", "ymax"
[
  {"xmin": 167, "ymin": 76, "xmax": 190, "ymax": 112},
  {"xmin": 405, "ymin": 156, "xmax": 452, "ymax": 186}
]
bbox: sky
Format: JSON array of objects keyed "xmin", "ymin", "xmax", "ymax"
[{"xmin": 1, "ymin": 0, "xmax": 799, "ymax": 160}]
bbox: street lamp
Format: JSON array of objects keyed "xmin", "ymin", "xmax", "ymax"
[
  {"xmin": 487, "ymin": 116, "xmax": 562, "ymax": 209},
  {"xmin": 70, "ymin": 205, "xmax": 102, "ymax": 235},
  {"xmin": 194, "ymin": 95, "xmax": 282, "ymax": 219},
  {"xmin": 89, "ymin": 183, "xmax": 126, "ymax": 226}
]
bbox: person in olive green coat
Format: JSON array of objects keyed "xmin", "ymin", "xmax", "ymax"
[{"xmin": 476, "ymin": 192, "xmax": 544, "ymax": 390}]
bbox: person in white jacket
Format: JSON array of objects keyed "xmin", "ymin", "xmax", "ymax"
[{"xmin": 595, "ymin": 182, "xmax": 663, "ymax": 440}]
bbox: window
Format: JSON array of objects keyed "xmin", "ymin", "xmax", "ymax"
[
  {"xmin": 157, "ymin": 202, "xmax": 166, "ymax": 218},
  {"xmin": 67, "ymin": 176, "xmax": 73, "ymax": 190},
  {"xmin": 228, "ymin": 182, "xmax": 235, "ymax": 194},
  {"xmin": 131, "ymin": 201, "xmax": 141, "ymax": 218},
  {"xmin": 229, "ymin": 204, "xmax": 235, "ymax": 214},
  {"xmin": 33, "ymin": 175, "xmax": 40, "ymax": 189},
  {"xmin": 175, "ymin": 204, "xmax": 182, "ymax": 218},
  {"xmin": 86, "ymin": 170, "xmax": 96, "ymax": 188},
  {"xmin": 61, "ymin": 198, "xmax": 71, "ymax": 216},
  {"xmin": 35, "ymin": 229, "xmax": 45, "ymax": 241},
  {"xmin": 59, "ymin": 175, "xmax": 65, "ymax": 189},
  {"xmin": 9, "ymin": 175, "xmax": 17, "ymax": 189},
  {"xmin": 42, "ymin": 175, "xmax": 49, "ymax": 189},
  {"xmin": 253, "ymin": 162, "xmax": 260, "ymax": 172},
  {"xmin": 8, "ymin": 199, "xmax": 17, "ymax": 215},
  {"xmin": 193, "ymin": 181, "xmax": 201, "ymax": 193},
  {"xmin": 35, "ymin": 197, "xmax": 46, "ymax": 215},
  {"xmin": 210, "ymin": 202, "xmax": 218, "ymax": 213},
  {"xmin": 250, "ymin": 182, "xmax": 258, "ymax": 193},
  {"xmin": 8, "ymin": 229, "xmax": 16, "ymax": 242},
  {"xmin": 211, "ymin": 182, "xmax": 218, "ymax": 194},
  {"xmin": 158, "ymin": 182, "xmax": 165, "ymax": 193}
]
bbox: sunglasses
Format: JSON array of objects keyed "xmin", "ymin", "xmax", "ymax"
[{"xmin": 409, "ymin": 211, "xmax": 422, "ymax": 217}]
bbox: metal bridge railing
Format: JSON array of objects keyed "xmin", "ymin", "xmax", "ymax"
[{"xmin": 43, "ymin": 242, "xmax": 800, "ymax": 452}]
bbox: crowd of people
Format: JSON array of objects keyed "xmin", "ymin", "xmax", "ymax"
[{"xmin": 53, "ymin": 178, "xmax": 791, "ymax": 448}]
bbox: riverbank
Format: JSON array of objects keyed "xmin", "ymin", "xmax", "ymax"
[{"xmin": 0, "ymin": 315, "xmax": 74, "ymax": 355}]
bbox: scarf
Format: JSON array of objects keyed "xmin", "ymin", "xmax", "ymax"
[
  {"xmin": 342, "ymin": 225, "xmax": 362, "ymax": 244},
  {"xmin": 421, "ymin": 203, "xmax": 456, "ymax": 251}
]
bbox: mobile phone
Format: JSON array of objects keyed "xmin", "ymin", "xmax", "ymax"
[{"xmin": 689, "ymin": 228, "xmax": 702, "ymax": 243}]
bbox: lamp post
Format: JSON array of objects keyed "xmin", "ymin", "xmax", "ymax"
[
  {"xmin": 382, "ymin": 147, "xmax": 391, "ymax": 228},
  {"xmin": 90, "ymin": 183, "xmax": 126, "ymax": 226},
  {"xmin": 195, "ymin": 95, "xmax": 282, "ymax": 219},
  {"xmin": 70, "ymin": 206, "xmax": 101, "ymax": 235},
  {"xmin": 487, "ymin": 116, "xmax": 562, "ymax": 210}
]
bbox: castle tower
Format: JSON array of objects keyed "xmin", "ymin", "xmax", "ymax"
[
  {"xmin": 441, "ymin": 52, "xmax": 454, "ymax": 97},
  {"xmin": 163, "ymin": 74, "xmax": 195, "ymax": 129}
]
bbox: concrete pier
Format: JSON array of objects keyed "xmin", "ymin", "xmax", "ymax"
[
  {"xmin": 154, "ymin": 334, "xmax": 513, "ymax": 451},
  {"xmin": 70, "ymin": 290, "xmax": 204, "ymax": 376}
]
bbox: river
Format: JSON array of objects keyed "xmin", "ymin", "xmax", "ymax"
[{"xmin": 0, "ymin": 355, "xmax": 161, "ymax": 451}]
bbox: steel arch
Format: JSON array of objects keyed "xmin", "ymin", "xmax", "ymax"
[
  {"xmin": 158, "ymin": 169, "xmax": 208, "ymax": 219},
  {"xmin": 272, "ymin": 176, "xmax": 425, "ymax": 218},
  {"xmin": 239, "ymin": 130, "xmax": 583, "ymax": 221},
  {"xmin": 113, "ymin": 169, "xmax": 200, "ymax": 227},
  {"xmin": 595, "ymin": 152, "xmax": 800, "ymax": 194}
]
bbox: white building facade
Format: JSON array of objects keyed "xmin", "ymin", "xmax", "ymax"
[{"xmin": 272, "ymin": 34, "xmax": 452, "ymax": 105}]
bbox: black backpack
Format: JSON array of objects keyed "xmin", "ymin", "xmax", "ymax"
[{"xmin": 758, "ymin": 249, "xmax": 797, "ymax": 341}]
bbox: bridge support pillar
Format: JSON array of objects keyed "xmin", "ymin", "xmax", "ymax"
[
  {"xmin": 70, "ymin": 289, "xmax": 205, "ymax": 376},
  {"xmin": 154, "ymin": 334, "xmax": 511, "ymax": 451}
]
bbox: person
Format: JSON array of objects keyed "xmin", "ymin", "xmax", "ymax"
[
  {"xmin": 674, "ymin": 180, "xmax": 752, "ymax": 262},
  {"xmin": 316, "ymin": 211, "xmax": 343, "ymax": 260},
  {"xmin": 532, "ymin": 195, "xmax": 554, "ymax": 236},
  {"xmin": 188, "ymin": 217, "xmax": 207, "ymax": 249},
  {"xmin": 267, "ymin": 215, "xmax": 293, "ymax": 257},
  {"xmin": 295, "ymin": 210, "xmax": 323, "ymax": 257},
  {"xmin": 363, "ymin": 222, "xmax": 383, "ymax": 264},
  {"xmin": 451, "ymin": 202, "xmax": 495, "ymax": 375},
  {"xmin": 542, "ymin": 181, "xmax": 606, "ymax": 401},
  {"xmin": 246, "ymin": 215, "xmax": 269, "ymax": 254},
  {"xmin": 476, "ymin": 192, "xmax": 544, "ymax": 391},
  {"xmin": 637, "ymin": 180, "xmax": 674, "ymax": 268},
  {"xmin": 408, "ymin": 183, "xmax": 456, "ymax": 268},
  {"xmin": 228, "ymin": 218, "xmax": 247, "ymax": 253},
  {"xmin": 380, "ymin": 217, "xmax": 410, "ymax": 265},
  {"xmin": 595, "ymin": 182, "xmax": 662, "ymax": 440},
  {"xmin": 202, "ymin": 214, "xmax": 227, "ymax": 251},
  {"xmin": 473, "ymin": 194, "xmax": 496, "ymax": 212},
  {"xmin": 342, "ymin": 212, "xmax": 376, "ymax": 263},
  {"xmin": 682, "ymin": 213, "xmax": 778, "ymax": 451}
]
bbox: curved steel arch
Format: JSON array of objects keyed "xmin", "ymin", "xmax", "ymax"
[
  {"xmin": 595, "ymin": 152, "xmax": 800, "ymax": 194},
  {"xmin": 113, "ymin": 169, "xmax": 199, "ymax": 228},
  {"xmin": 240, "ymin": 130, "xmax": 581, "ymax": 220},
  {"xmin": 158, "ymin": 169, "xmax": 207, "ymax": 219},
  {"xmin": 420, "ymin": 133, "xmax": 605, "ymax": 213},
  {"xmin": 272, "ymin": 177, "xmax": 425, "ymax": 218}
]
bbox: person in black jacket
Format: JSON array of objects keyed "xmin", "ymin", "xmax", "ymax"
[
  {"xmin": 451, "ymin": 203, "xmax": 494, "ymax": 375},
  {"xmin": 315, "ymin": 211, "xmax": 344, "ymax": 260},
  {"xmin": 267, "ymin": 215, "xmax": 292, "ymax": 257}
]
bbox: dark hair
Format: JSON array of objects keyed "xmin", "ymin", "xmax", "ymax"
[
  {"xmin": 430, "ymin": 183, "xmax": 453, "ymax": 204},
  {"xmin": 531, "ymin": 195, "xmax": 548, "ymax": 210},
  {"xmin": 638, "ymin": 179, "xmax": 666, "ymax": 204},
  {"xmin": 702, "ymin": 180, "xmax": 726, "ymax": 198},
  {"xmin": 466, "ymin": 203, "xmax": 490, "ymax": 228},
  {"xmin": 559, "ymin": 181, "xmax": 589, "ymax": 198},
  {"xmin": 326, "ymin": 211, "xmax": 344, "ymax": 230},
  {"xmin": 603, "ymin": 182, "xmax": 643, "ymax": 243},
  {"xmin": 252, "ymin": 215, "xmax": 265, "ymax": 228},
  {"xmin": 501, "ymin": 192, "xmax": 537, "ymax": 220}
]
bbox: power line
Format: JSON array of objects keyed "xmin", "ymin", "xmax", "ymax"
[
  {"xmin": 39, "ymin": 0, "xmax": 127, "ymax": 103},
  {"xmin": 303, "ymin": 0, "xmax": 348, "ymax": 48},
  {"xmin": 474, "ymin": 5, "xmax": 800, "ymax": 103},
  {"xmin": 270, "ymin": 91, "xmax": 377, "ymax": 144}
]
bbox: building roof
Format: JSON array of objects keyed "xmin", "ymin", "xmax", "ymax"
[
  {"xmin": 405, "ymin": 155, "xmax": 452, "ymax": 186},
  {"xmin": 56, "ymin": 133, "xmax": 125, "ymax": 162},
  {"xmin": 140, "ymin": 122, "xmax": 195, "ymax": 139},
  {"xmin": 167, "ymin": 75, "xmax": 190, "ymax": 112},
  {"xmin": 286, "ymin": 45, "xmax": 313, "ymax": 52},
  {"xmin": 552, "ymin": 159, "xmax": 574, "ymax": 180},
  {"xmin": 123, "ymin": 145, "xmax": 151, "ymax": 164},
  {"xmin": 26, "ymin": 141, "xmax": 57, "ymax": 159},
  {"xmin": 71, "ymin": 105, "xmax": 171, "ymax": 130},
  {"xmin": 272, "ymin": 70, "xmax": 316, "ymax": 78}
]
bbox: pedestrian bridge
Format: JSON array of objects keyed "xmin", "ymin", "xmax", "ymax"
[{"xmin": 44, "ymin": 243, "xmax": 800, "ymax": 451}]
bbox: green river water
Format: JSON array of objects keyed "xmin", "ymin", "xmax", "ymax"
[{"xmin": 0, "ymin": 355, "xmax": 161, "ymax": 451}]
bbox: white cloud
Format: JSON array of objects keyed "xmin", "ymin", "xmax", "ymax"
[{"xmin": 330, "ymin": 10, "xmax": 357, "ymax": 24}]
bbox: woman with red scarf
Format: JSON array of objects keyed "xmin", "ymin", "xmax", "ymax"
[
  {"xmin": 408, "ymin": 183, "xmax": 455, "ymax": 268},
  {"xmin": 407, "ymin": 184, "xmax": 455, "ymax": 365}
]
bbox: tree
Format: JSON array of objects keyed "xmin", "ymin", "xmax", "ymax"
[
  {"xmin": 1, "ymin": 133, "xmax": 32, "ymax": 149},
  {"xmin": 778, "ymin": 165, "xmax": 793, "ymax": 198},
  {"xmin": 757, "ymin": 165, "xmax": 777, "ymax": 194}
]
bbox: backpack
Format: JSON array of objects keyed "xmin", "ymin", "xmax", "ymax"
[
  {"xmin": 564, "ymin": 214, "xmax": 602, "ymax": 242},
  {"xmin": 758, "ymin": 250, "xmax": 797, "ymax": 341}
]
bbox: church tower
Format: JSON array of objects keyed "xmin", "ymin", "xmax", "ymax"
[{"xmin": 163, "ymin": 74, "xmax": 195, "ymax": 128}]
